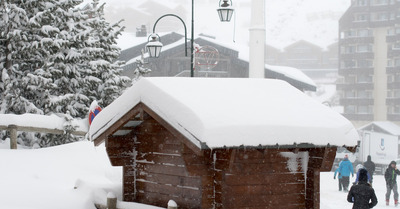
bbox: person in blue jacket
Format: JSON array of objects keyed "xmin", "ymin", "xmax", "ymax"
[
  {"xmin": 334, "ymin": 165, "xmax": 343, "ymax": 191},
  {"xmin": 338, "ymin": 155, "xmax": 354, "ymax": 192}
]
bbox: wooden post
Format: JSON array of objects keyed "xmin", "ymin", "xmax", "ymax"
[
  {"xmin": 107, "ymin": 192, "xmax": 117, "ymax": 209},
  {"xmin": 8, "ymin": 125, "xmax": 17, "ymax": 149}
]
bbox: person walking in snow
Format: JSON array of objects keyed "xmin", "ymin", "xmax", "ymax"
[
  {"xmin": 334, "ymin": 165, "xmax": 343, "ymax": 191},
  {"xmin": 363, "ymin": 155, "xmax": 375, "ymax": 184},
  {"xmin": 385, "ymin": 161, "xmax": 400, "ymax": 206},
  {"xmin": 338, "ymin": 155, "xmax": 354, "ymax": 192},
  {"xmin": 353, "ymin": 164, "xmax": 371, "ymax": 185},
  {"xmin": 347, "ymin": 168, "xmax": 378, "ymax": 209}
]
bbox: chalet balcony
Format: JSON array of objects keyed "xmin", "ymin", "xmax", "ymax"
[
  {"xmin": 387, "ymin": 98, "xmax": 400, "ymax": 105},
  {"xmin": 388, "ymin": 49, "xmax": 400, "ymax": 57},
  {"xmin": 388, "ymin": 82, "xmax": 400, "ymax": 89},
  {"xmin": 336, "ymin": 83, "xmax": 374, "ymax": 90},
  {"xmin": 342, "ymin": 113, "xmax": 374, "ymax": 121},
  {"xmin": 369, "ymin": 4, "xmax": 397, "ymax": 12},
  {"xmin": 349, "ymin": 21, "xmax": 372, "ymax": 29},
  {"xmin": 339, "ymin": 37, "xmax": 374, "ymax": 45},
  {"xmin": 387, "ymin": 114, "xmax": 400, "ymax": 121},
  {"xmin": 386, "ymin": 35, "xmax": 400, "ymax": 42},
  {"xmin": 370, "ymin": 20, "xmax": 398, "ymax": 28},
  {"xmin": 340, "ymin": 98, "xmax": 374, "ymax": 106},
  {"xmin": 387, "ymin": 66, "xmax": 400, "ymax": 74},
  {"xmin": 339, "ymin": 52, "xmax": 374, "ymax": 60},
  {"xmin": 338, "ymin": 68, "xmax": 374, "ymax": 76}
]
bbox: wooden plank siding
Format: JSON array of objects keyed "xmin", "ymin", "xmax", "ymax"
[
  {"xmin": 104, "ymin": 106, "xmax": 338, "ymax": 209},
  {"xmin": 212, "ymin": 149, "xmax": 307, "ymax": 209},
  {"xmin": 132, "ymin": 117, "xmax": 203, "ymax": 208}
]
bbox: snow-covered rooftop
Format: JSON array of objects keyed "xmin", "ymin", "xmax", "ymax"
[
  {"xmin": 90, "ymin": 77, "xmax": 358, "ymax": 149},
  {"xmin": 359, "ymin": 121, "xmax": 400, "ymax": 136}
]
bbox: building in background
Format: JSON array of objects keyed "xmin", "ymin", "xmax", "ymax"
[
  {"xmin": 337, "ymin": 0, "xmax": 400, "ymax": 127},
  {"xmin": 265, "ymin": 40, "xmax": 339, "ymax": 85},
  {"xmin": 120, "ymin": 32, "xmax": 317, "ymax": 92}
]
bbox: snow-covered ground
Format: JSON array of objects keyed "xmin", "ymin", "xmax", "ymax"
[{"xmin": 0, "ymin": 140, "xmax": 394, "ymax": 209}]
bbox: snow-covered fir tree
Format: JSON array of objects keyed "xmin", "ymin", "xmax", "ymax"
[
  {"xmin": 0, "ymin": 0, "xmax": 131, "ymax": 146},
  {"xmin": 81, "ymin": 0, "xmax": 131, "ymax": 106},
  {"xmin": 0, "ymin": 0, "xmax": 44, "ymax": 115}
]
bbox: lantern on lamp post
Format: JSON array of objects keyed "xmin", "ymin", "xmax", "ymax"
[
  {"xmin": 217, "ymin": 0, "xmax": 234, "ymax": 22},
  {"xmin": 145, "ymin": 34, "xmax": 163, "ymax": 58}
]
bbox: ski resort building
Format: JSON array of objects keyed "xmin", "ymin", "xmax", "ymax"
[
  {"xmin": 89, "ymin": 77, "xmax": 358, "ymax": 209},
  {"xmin": 338, "ymin": 0, "xmax": 400, "ymax": 127},
  {"xmin": 120, "ymin": 32, "xmax": 317, "ymax": 92}
]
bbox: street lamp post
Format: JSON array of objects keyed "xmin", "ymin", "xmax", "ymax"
[
  {"xmin": 146, "ymin": 14, "xmax": 193, "ymax": 76},
  {"xmin": 217, "ymin": 0, "xmax": 235, "ymax": 22},
  {"xmin": 145, "ymin": 0, "xmax": 234, "ymax": 78}
]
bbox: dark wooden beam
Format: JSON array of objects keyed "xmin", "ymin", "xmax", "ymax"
[{"xmin": 94, "ymin": 105, "xmax": 142, "ymax": 146}]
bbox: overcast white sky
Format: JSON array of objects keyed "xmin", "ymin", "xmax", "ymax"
[{"xmin": 97, "ymin": 0, "xmax": 350, "ymax": 49}]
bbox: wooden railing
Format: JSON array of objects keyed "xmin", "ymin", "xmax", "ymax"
[{"xmin": 0, "ymin": 114, "xmax": 88, "ymax": 149}]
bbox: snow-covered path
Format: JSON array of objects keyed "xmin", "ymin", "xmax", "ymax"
[
  {"xmin": 0, "ymin": 140, "xmax": 393, "ymax": 209},
  {"xmin": 321, "ymin": 172, "xmax": 396, "ymax": 209}
]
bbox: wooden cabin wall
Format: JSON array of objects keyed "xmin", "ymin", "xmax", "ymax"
[
  {"xmin": 213, "ymin": 148, "xmax": 307, "ymax": 209},
  {"xmin": 133, "ymin": 117, "xmax": 204, "ymax": 208}
]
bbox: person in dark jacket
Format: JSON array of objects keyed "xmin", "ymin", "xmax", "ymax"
[
  {"xmin": 347, "ymin": 168, "xmax": 378, "ymax": 209},
  {"xmin": 385, "ymin": 161, "xmax": 400, "ymax": 206},
  {"xmin": 363, "ymin": 155, "xmax": 375, "ymax": 184}
]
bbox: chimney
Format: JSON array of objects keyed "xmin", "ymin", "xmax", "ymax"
[{"xmin": 249, "ymin": 0, "xmax": 265, "ymax": 78}]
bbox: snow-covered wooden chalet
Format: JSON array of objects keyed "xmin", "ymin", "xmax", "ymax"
[{"xmin": 89, "ymin": 77, "xmax": 358, "ymax": 209}]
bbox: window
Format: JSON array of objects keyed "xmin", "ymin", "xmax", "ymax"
[
  {"xmin": 395, "ymin": 58, "xmax": 400, "ymax": 66},
  {"xmin": 357, "ymin": 0, "xmax": 368, "ymax": 5},
  {"xmin": 388, "ymin": 75, "xmax": 394, "ymax": 83},
  {"xmin": 371, "ymin": 0, "xmax": 388, "ymax": 5},
  {"xmin": 346, "ymin": 46, "xmax": 356, "ymax": 53},
  {"xmin": 357, "ymin": 44, "xmax": 372, "ymax": 52},
  {"xmin": 390, "ymin": 12, "xmax": 396, "ymax": 20},
  {"xmin": 358, "ymin": 90, "xmax": 372, "ymax": 98},
  {"xmin": 388, "ymin": 59, "xmax": 394, "ymax": 67},
  {"xmin": 358, "ymin": 59, "xmax": 373, "ymax": 67},
  {"xmin": 395, "ymin": 90, "xmax": 400, "ymax": 98},
  {"xmin": 358, "ymin": 29, "xmax": 371, "ymax": 37},
  {"xmin": 388, "ymin": 28, "xmax": 395, "ymax": 35},
  {"xmin": 355, "ymin": 13, "xmax": 369, "ymax": 21},
  {"xmin": 357, "ymin": 74, "xmax": 373, "ymax": 83},
  {"xmin": 372, "ymin": 12, "xmax": 388, "ymax": 21},
  {"xmin": 345, "ymin": 105, "xmax": 356, "ymax": 114},
  {"xmin": 358, "ymin": 106, "xmax": 372, "ymax": 114},
  {"xmin": 347, "ymin": 76, "xmax": 356, "ymax": 83},
  {"xmin": 393, "ymin": 43, "xmax": 400, "ymax": 50},
  {"xmin": 345, "ymin": 30, "xmax": 357, "ymax": 38},
  {"xmin": 395, "ymin": 73, "xmax": 400, "ymax": 82},
  {"xmin": 342, "ymin": 60, "xmax": 356, "ymax": 68},
  {"xmin": 346, "ymin": 90, "xmax": 356, "ymax": 98},
  {"xmin": 393, "ymin": 105, "xmax": 400, "ymax": 114}
]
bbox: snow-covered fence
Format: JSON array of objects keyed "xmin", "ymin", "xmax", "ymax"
[{"xmin": 0, "ymin": 114, "xmax": 88, "ymax": 149}]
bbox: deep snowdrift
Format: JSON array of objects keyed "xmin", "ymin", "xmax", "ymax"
[{"xmin": 0, "ymin": 140, "xmax": 394, "ymax": 209}]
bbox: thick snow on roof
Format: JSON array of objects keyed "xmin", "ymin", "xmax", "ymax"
[
  {"xmin": 265, "ymin": 64, "xmax": 316, "ymax": 88},
  {"xmin": 89, "ymin": 77, "xmax": 358, "ymax": 149},
  {"xmin": 359, "ymin": 121, "xmax": 400, "ymax": 136}
]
